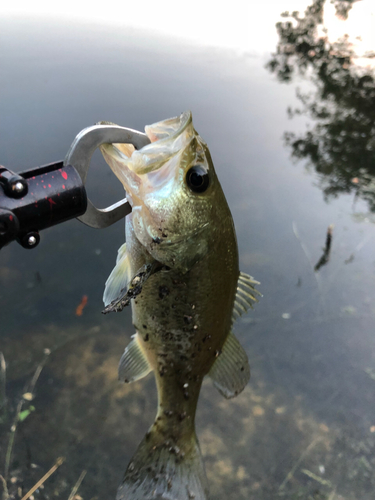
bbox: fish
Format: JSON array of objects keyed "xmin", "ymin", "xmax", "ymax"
[{"xmin": 100, "ymin": 111, "xmax": 260, "ymax": 500}]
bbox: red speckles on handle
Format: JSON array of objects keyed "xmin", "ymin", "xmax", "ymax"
[
  {"xmin": 62, "ymin": 184, "xmax": 66, "ymax": 189},
  {"xmin": 61, "ymin": 171, "xmax": 68, "ymax": 180}
]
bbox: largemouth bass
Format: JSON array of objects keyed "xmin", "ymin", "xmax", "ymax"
[{"xmin": 100, "ymin": 111, "xmax": 260, "ymax": 500}]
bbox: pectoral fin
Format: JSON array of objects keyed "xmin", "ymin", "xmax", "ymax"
[
  {"xmin": 209, "ymin": 332, "xmax": 250, "ymax": 399},
  {"xmin": 102, "ymin": 262, "xmax": 158, "ymax": 314},
  {"xmin": 118, "ymin": 333, "xmax": 152, "ymax": 383},
  {"xmin": 232, "ymin": 272, "xmax": 262, "ymax": 323},
  {"xmin": 103, "ymin": 243, "xmax": 131, "ymax": 308}
]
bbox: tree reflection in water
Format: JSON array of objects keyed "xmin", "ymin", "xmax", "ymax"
[{"xmin": 267, "ymin": 0, "xmax": 375, "ymax": 212}]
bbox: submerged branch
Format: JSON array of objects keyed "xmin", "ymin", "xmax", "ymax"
[{"xmin": 314, "ymin": 224, "xmax": 334, "ymax": 271}]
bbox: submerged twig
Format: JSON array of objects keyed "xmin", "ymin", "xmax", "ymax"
[
  {"xmin": 4, "ymin": 349, "xmax": 51, "ymax": 480},
  {"xmin": 0, "ymin": 353, "xmax": 6, "ymax": 415},
  {"xmin": 314, "ymin": 224, "xmax": 334, "ymax": 272},
  {"xmin": 279, "ymin": 437, "xmax": 321, "ymax": 491},
  {"xmin": 67, "ymin": 470, "xmax": 87, "ymax": 500},
  {"xmin": 344, "ymin": 235, "xmax": 372, "ymax": 264},
  {"xmin": 292, "ymin": 221, "xmax": 322, "ymax": 293},
  {"xmin": 20, "ymin": 457, "xmax": 64, "ymax": 500}
]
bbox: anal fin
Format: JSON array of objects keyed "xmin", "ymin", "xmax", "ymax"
[
  {"xmin": 118, "ymin": 333, "xmax": 152, "ymax": 383},
  {"xmin": 209, "ymin": 332, "xmax": 250, "ymax": 399}
]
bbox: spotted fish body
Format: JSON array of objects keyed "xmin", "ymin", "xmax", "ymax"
[{"xmin": 100, "ymin": 112, "xmax": 260, "ymax": 500}]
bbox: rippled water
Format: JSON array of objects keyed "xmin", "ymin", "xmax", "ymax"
[{"xmin": 1, "ymin": 10, "xmax": 375, "ymax": 500}]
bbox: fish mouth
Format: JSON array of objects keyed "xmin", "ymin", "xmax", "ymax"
[
  {"xmin": 100, "ymin": 111, "xmax": 194, "ymax": 204},
  {"xmin": 100, "ymin": 111, "xmax": 211, "ymax": 270}
]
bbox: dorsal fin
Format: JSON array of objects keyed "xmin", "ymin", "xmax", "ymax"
[
  {"xmin": 232, "ymin": 271, "xmax": 261, "ymax": 323},
  {"xmin": 103, "ymin": 243, "xmax": 131, "ymax": 307},
  {"xmin": 118, "ymin": 333, "xmax": 152, "ymax": 383},
  {"xmin": 208, "ymin": 332, "xmax": 250, "ymax": 399}
]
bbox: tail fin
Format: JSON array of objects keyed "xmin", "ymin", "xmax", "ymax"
[{"xmin": 116, "ymin": 429, "xmax": 209, "ymax": 500}]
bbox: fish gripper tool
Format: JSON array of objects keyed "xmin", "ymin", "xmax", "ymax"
[{"xmin": 0, "ymin": 124, "xmax": 150, "ymax": 250}]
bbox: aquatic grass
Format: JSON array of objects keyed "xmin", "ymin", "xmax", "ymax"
[
  {"xmin": 0, "ymin": 475, "xmax": 8, "ymax": 499},
  {"xmin": 67, "ymin": 470, "xmax": 87, "ymax": 500},
  {"xmin": 279, "ymin": 436, "xmax": 322, "ymax": 491},
  {"xmin": 278, "ymin": 485, "xmax": 337, "ymax": 500},
  {"xmin": 0, "ymin": 329, "xmax": 102, "ymax": 499},
  {"xmin": 0, "ymin": 353, "xmax": 6, "ymax": 423},
  {"xmin": 301, "ymin": 468, "xmax": 333, "ymax": 487},
  {"xmin": 19, "ymin": 456, "xmax": 64, "ymax": 500},
  {"xmin": 3, "ymin": 348, "xmax": 51, "ymax": 481},
  {"xmin": 278, "ymin": 435, "xmax": 340, "ymax": 500}
]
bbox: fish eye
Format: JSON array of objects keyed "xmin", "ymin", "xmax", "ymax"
[{"xmin": 186, "ymin": 165, "xmax": 209, "ymax": 193}]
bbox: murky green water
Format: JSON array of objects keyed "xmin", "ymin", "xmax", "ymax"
[{"xmin": 1, "ymin": 5, "xmax": 375, "ymax": 500}]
